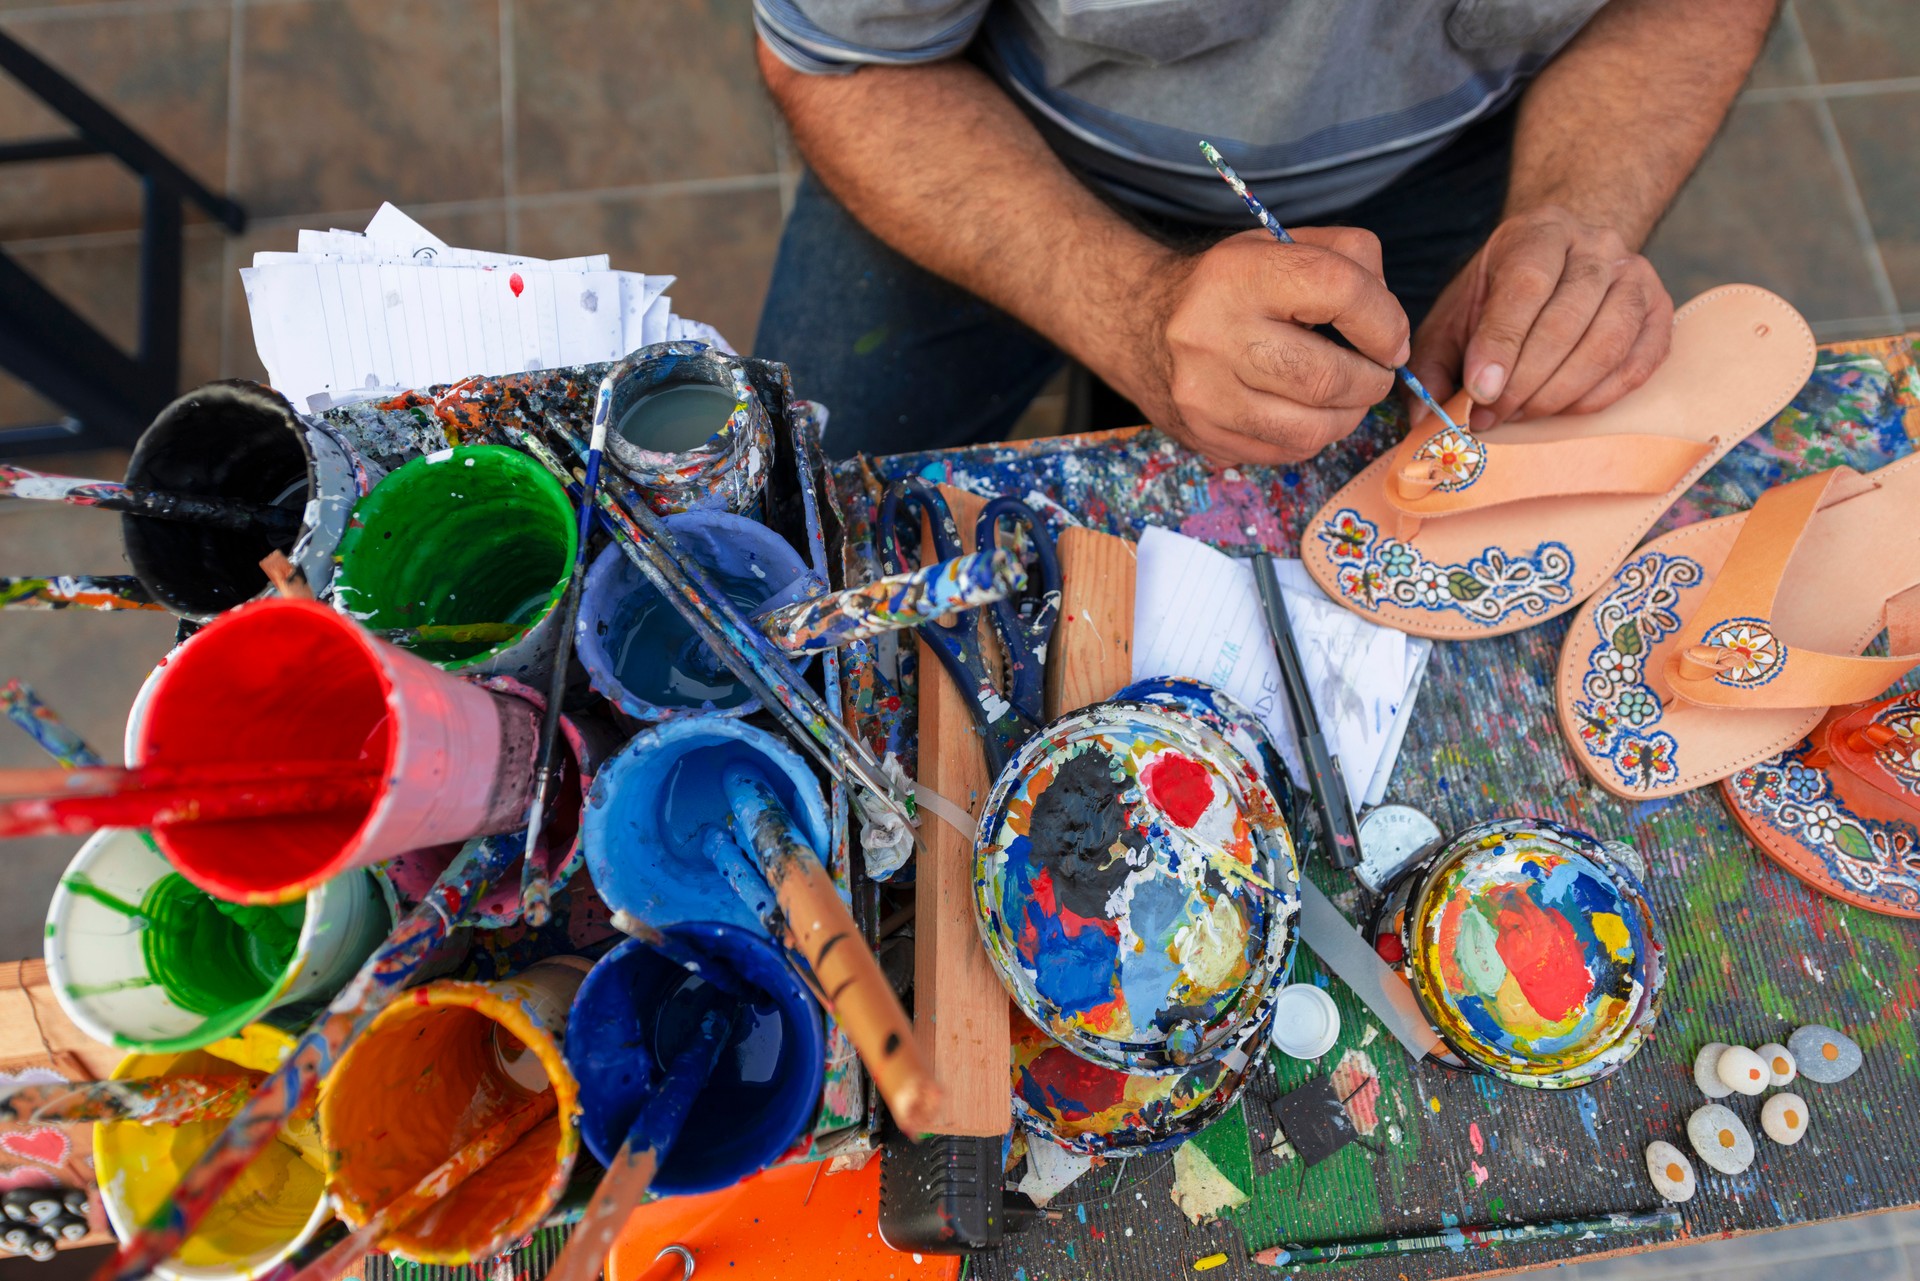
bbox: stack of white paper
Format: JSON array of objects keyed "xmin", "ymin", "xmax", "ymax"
[
  {"xmin": 239, "ymin": 203, "xmax": 734, "ymax": 412},
  {"xmin": 1132, "ymin": 526, "xmax": 1431, "ymax": 808}
]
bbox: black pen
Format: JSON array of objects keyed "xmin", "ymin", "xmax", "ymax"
[{"xmin": 1251, "ymin": 551, "xmax": 1360, "ymax": 869}]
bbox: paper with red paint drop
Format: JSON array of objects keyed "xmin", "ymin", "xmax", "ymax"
[{"xmin": 509, "ymin": 271, "xmax": 525, "ymax": 298}]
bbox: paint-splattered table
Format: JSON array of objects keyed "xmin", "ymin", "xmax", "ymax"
[{"xmin": 839, "ymin": 334, "xmax": 1920, "ymax": 1281}]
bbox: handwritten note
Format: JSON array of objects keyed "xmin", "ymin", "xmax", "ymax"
[{"xmin": 1131, "ymin": 526, "xmax": 1428, "ymax": 805}]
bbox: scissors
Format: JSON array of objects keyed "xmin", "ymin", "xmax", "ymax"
[{"xmin": 877, "ymin": 478, "xmax": 1062, "ymax": 775}]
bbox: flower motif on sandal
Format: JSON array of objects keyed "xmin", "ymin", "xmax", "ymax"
[
  {"xmin": 1699, "ymin": 617, "xmax": 1788, "ymax": 688},
  {"xmin": 1869, "ymin": 700, "xmax": 1920, "ymax": 788},
  {"xmin": 1571, "ymin": 550, "xmax": 1705, "ymax": 787},
  {"xmin": 1729, "ymin": 743, "xmax": 1920, "ymax": 912},
  {"xmin": 1315, "ymin": 508, "xmax": 1576, "ymax": 625},
  {"xmin": 1410, "ymin": 427, "xmax": 1487, "ymax": 492}
]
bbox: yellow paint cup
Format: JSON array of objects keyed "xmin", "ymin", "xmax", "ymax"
[
  {"xmin": 318, "ymin": 958, "xmax": 587, "ymax": 1265},
  {"xmin": 94, "ymin": 1026, "xmax": 329, "ymax": 1281}
]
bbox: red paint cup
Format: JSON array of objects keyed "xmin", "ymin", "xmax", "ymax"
[{"xmin": 133, "ymin": 598, "xmax": 540, "ymax": 904}]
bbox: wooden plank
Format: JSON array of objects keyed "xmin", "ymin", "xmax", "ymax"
[
  {"xmin": 912, "ymin": 485, "xmax": 1007, "ymax": 1136},
  {"xmin": 1044, "ymin": 526, "xmax": 1137, "ymax": 719}
]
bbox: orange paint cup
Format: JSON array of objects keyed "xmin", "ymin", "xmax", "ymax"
[{"xmin": 318, "ymin": 958, "xmax": 588, "ymax": 1264}]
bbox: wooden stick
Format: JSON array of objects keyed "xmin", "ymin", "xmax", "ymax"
[
  {"xmin": 543, "ymin": 1009, "xmax": 733, "ymax": 1281},
  {"xmin": 0, "ymin": 772, "xmax": 379, "ymax": 838},
  {"xmin": 259, "ymin": 551, "xmax": 314, "ymax": 601},
  {"xmin": 720, "ymin": 765, "xmax": 942, "ymax": 1133},
  {"xmin": 283, "ymin": 1090, "xmax": 558, "ymax": 1281}
]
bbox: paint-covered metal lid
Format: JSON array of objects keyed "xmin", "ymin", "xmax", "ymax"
[
  {"xmin": 973, "ymin": 681, "xmax": 1299, "ymax": 1075},
  {"xmin": 1372, "ymin": 818, "xmax": 1664, "ymax": 1090}
]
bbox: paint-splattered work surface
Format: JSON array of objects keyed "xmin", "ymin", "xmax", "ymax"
[{"xmin": 837, "ymin": 335, "xmax": 1920, "ymax": 1281}]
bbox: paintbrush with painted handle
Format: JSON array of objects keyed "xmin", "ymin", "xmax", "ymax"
[
  {"xmin": 92, "ymin": 834, "xmax": 523, "ymax": 1281},
  {"xmin": 1252, "ymin": 1208, "xmax": 1681, "ymax": 1269},
  {"xmin": 544, "ymin": 1007, "xmax": 738, "ymax": 1281},
  {"xmin": 754, "ymin": 549, "xmax": 1025, "ymax": 657},
  {"xmin": 0, "ymin": 771, "xmax": 379, "ymax": 839},
  {"xmin": 508, "ymin": 425, "xmax": 921, "ymax": 850},
  {"xmin": 2, "ymin": 680, "xmax": 104, "ymax": 770},
  {"xmin": 1198, "ymin": 142, "xmax": 1463, "ymax": 434},
  {"xmin": 281, "ymin": 1089, "xmax": 558, "ymax": 1281},
  {"xmin": 721, "ymin": 764, "xmax": 943, "ymax": 1134},
  {"xmin": 0, "ymin": 575, "xmax": 162, "ymax": 611},
  {"xmin": 0, "ymin": 759, "xmax": 375, "ymax": 798},
  {"xmin": 516, "ymin": 367, "xmax": 619, "ymax": 930},
  {"xmin": 0, "ymin": 1076, "xmax": 257, "ymax": 1127},
  {"xmin": 606, "ymin": 908, "xmax": 747, "ymax": 998},
  {"xmin": 0, "ymin": 465, "xmax": 304, "ymax": 536}
]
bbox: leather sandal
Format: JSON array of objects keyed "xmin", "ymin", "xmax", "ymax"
[
  {"xmin": 1722, "ymin": 689, "xmax": 1920, "ymax": 918},
  {"xmin": 1302, "ymin": 285, "xmax": 1815, "ymax": 638},
  {"xmin": 1557, "ymin": 456, "xmax": 1920, "ymax": 800}
]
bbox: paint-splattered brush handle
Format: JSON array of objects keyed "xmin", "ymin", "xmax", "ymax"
[
  {"xmin": 544, "ymin": 1008, "xmax": 733, "ymax": 1281},
  {"xmin": 1198, "ymin": 141, "xmax": 1464, "ymax": 436},
  {"xmin": 0, "ymin": 465, "xmax": 301, "ymax": 535},
  {"xmin": 0, "ymin": 759, "xmax": 375, "ymax": 798},
  {"xmin": 281, "ymin": 1090, "xmax": 558, "ymax": 1281},
  {"xmin": 721, "ymin": 765, "xmax": 943, "ymax": 1134},
  {"xmin": 372, "ymin": 621, "xmax": 523, "ymax": 646},
  {"xmin": 755, "ymin": 549, "xmax": 1025, "ymax": 657},
  {"xmin": 0, "ymin": 1076, "xmax": 256, "ymax": 1127},
  {"xmin": 92, "ymin": 836, "xmax": 520, "ymax": 1281},
  {"xmin": 0, "ymin": 681, "xmax": 103, "ymax": 769},
  {"xmin": 1253, "ymin": 1208, "xmax": 1681, "ymax": 1268},
  {"xmin": 607, "ymin": 908, "xmax": 746, "ymax": 998},
  {"xmin": 0, "ymin": 772, "xmax": 380, "ymax": 839},
  {"xmin": 0, "ymin": 575, "xmax": 162, "ymax": 611}
]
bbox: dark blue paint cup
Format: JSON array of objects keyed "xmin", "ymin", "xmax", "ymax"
[{"xmin": 563, "ymin": 923, "xmax": 825, "ymax": 1195}]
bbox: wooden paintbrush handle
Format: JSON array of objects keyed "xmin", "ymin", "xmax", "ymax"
[
  {"xmin": 544, "ymin": 1146, "xmax": 660, "ymax": 1281},
  {"xmin": 722, "ymin": 767, "xmax": 944, "ymax": 1134}
]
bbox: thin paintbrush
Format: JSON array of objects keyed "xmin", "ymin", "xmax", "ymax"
[
  {"xmin": 0, "ymin": 465, "xmax": 302, "ymax": 537},
  {"xmin": 1, "ymin": 681, "xmax": 104, "ymax": 770},
  {"xmin": 1199, "ymin": 141, "xmax": 1464, "ymax": 434},
  {"xmin": 0, "ymin": 575, "xmax": 162, "ymax": 611},
  {"xmin": 1250, "ymin": 551, "xmax": 1359, "ymax": 869},
  {"xmin": 515, "ymin": 362, "xmax": 618, "ymax": 929},
  {"xmin": 0, "ymin": 1076, "xmax": 258, "ymax": 1127},
  {"xmin": 1253, "ymin": 1208, "xmax": 1681, "ymax": 1269},
  {"xmin": 0, "ymin": 772, "xmax": 379, "ymax": 839}
]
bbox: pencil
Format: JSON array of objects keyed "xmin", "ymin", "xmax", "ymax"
[
  {"xmin": 1199, "ymin": 141, "xmax": 1464, "ymax": 434},
  {"xmin": 1251, "ymin": 551, "xmax": 1359, "ymax": 869},
  {"xmin": 1253, "ymin": 1208, "xmax": 1682, "ymax": 1268}
]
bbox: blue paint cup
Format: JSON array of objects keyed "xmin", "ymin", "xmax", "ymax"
[
  {"xmin": 574, "ymin": 511, "xmax": 817, "ymax": 721},
  {"xmin": 564, "ymin": 925, "xmax": 825, "ymax": 1195},
  {"xmin": 583, "ymin": 715, "xmax": 830, "ymax": 937}
]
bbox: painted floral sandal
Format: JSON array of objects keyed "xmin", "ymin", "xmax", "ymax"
[
  {"xmin": 1557, "ymin": 456, "xmax": 1920, "ymax": 800},
  {"xmin": 1722, "ymin": 689, "xmax": 1920, "ymax": 917},
  {"xmin": 1302, "ymin": 285, "xmax": 1815, "ymax": 638}
]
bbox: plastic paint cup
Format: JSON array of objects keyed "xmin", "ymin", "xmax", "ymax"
[
  {"xmin": 599, "ymin": 343, "xmax": 773, "ymax": 517},
  {"xmin": 318, "ymin": 959, "xmax": 588, "ymax": 1265},
  {"xmin": 330, "ymin": 445, "xmax": 577, "ymax": 680},
  {"xmin": 583, "ymin": 715, "xmax": 830, "ymax": 937},
  {"xmin": 123, "ymin": 381, "xmax": 379, "ymax": 620},
  {"xmin": 95, "ymin": 1027, "xmax": 330, "ymax": 1281},
  {"xmin": 1267, "ymin": 985, "xmax": 1340, "ymax": 1060},
  {"xmin": 575, "ymin": 512, "xmax": 816, "ymax": 721},
  {"xmin": 564, "ymin": 925, "xmax": 824, "ymax": 1195},
  {"xmin": 45, "ymin": 828, "xmax": 392, "ymax": 1053},
  {"xmin": 133, "ymin": 597, "xmax": 542, "ymax": 904}
]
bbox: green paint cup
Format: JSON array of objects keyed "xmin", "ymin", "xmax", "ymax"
[
  {"xmin": 45, "ymin": 828, "xmax": 393, "ymax": 1053},
  {"xmin": 329, "ymin": 444, "xmax": 577, "ymax": 679}
]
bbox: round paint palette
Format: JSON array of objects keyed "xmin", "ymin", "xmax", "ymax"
[
  {"xmin": 1370, "ymin": 818, "xmax": 1664, "ymax": 1089},
  {"xmin": 974, "ymin": 687, "xmax": 1299, "ymax": 1075}
]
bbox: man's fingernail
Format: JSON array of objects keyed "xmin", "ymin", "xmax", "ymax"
[{"xmin": 1472, "ymin": 364, "xmax": 1507, "ymax": 402}]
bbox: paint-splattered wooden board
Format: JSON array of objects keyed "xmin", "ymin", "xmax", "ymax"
[{"xmin": 836, "ymin": 335, "xmax": 1920, "ymax": 1281}]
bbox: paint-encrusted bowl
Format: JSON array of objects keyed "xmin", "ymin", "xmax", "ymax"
[
  {"xmin": 973, "ymin": 688, "xmax": 1299, "ymax": 1075},
  {"xmin": 1368, "ymin": 817, "xmax": 1665, "ymax": 1090}
]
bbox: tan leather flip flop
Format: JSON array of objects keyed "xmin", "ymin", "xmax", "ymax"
[
  {"xmin": 1558, "ymin": 456, "xmax": 1920, "ymax": 800},
  {"xmin": 1302, "ymin": 285, "xmax": 1815, "ymax": 639},
  {"xmin": 1722, "ymin": 690, "xmax": 1920, "ymax": 918}
]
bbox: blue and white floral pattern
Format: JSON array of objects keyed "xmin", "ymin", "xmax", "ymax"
[
  {"xmin": 1570, "ymin": 550, "xmax": 1705, "ymax": 789},
  {"xmin": 1316, "ymin": 508, "xmax": 1576, "ymax": 625}
]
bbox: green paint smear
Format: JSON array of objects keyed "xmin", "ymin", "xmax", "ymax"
[
  {"xmin": 331, "ymin": 445, "xmax": 577, "ymax": 668},
  {"xmin": 137, "ymin": 874, "xmax": 303, "ymax": 1018}
]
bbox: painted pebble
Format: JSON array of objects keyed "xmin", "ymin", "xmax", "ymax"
[
  {"xmin": 1761, "ymin": 1092, "xmax": 1809, "ymax": 1146},
  {"xmin": 1645, "ymin": 1140, "xmax": 1697, "ymax": 1203},
  {"xmin": 1756, "ymin": 1042, "xmax": 1796, "ymax": 1087},
  {"xmin": 1692, "ymin": 1042, "xmax": 1733, "ymax": 1098},
  {"xmin": 1687, "ymin": 1104, "xmax": 1755, "ymax": 1175},
  {"xmin": 1788, "ymin": 1025, "xmax": 1861, "ymax": 1084},
  {"xmin": 1715, "ymin": 1045, "xmax": 1769, "ymax": 1096}
]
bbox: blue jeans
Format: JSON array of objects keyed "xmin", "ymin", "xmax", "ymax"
[{"xmin": 755, "ymin": 103, "xmax": 1516, "ymax": 458}]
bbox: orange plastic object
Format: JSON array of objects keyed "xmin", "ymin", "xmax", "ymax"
[{"xmin": 606, "ymin": 1158, "xmax": 959, "ymax": 1281}]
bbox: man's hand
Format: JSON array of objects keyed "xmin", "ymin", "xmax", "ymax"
[
  {"xmin": 1129, "ymin": 227, "xmax": 1411, "ymax": 467},
  {"xmin": 1410, "ymin": 205, "xmax": 1674, "ymax": 432}
]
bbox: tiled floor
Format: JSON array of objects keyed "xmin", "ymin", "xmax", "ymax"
[{"xmin": 0, "ymin": 3, "xmax": 1916, "ymax": 1278}]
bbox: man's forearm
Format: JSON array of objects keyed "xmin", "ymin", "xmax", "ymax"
[
  {"xmin": 1505, "ymin": 0, "xmax": 1778, "ymax": 246},
  {"xmin": 760, "ymin": 42, "xmax": 1180, "ymax": 408}
]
